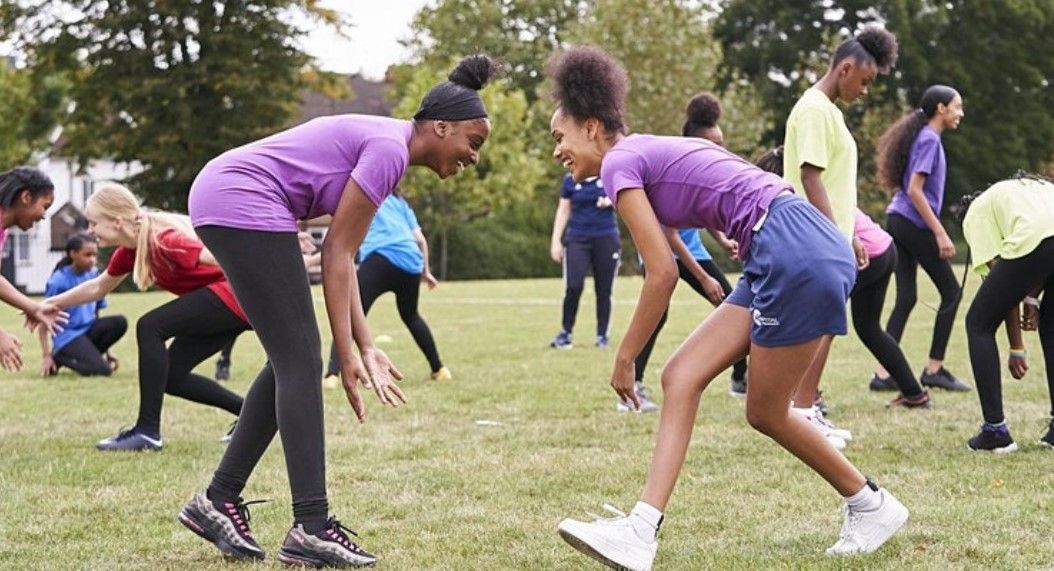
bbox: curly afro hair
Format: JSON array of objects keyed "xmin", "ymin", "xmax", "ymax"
[
  {"xmin": 682, "ymin": 92, "xmax": 721, "ymax": 136},
  {"xmin": 547, "ymin": 46, "xmax": 629, "ymax": 134},
  {"xmin": 448, "ymin": 54, "xmax": 500, "ymax": 90},
  {"xmin": 833, "ymin": 25, "xmax": 899, "ymax": 73}
]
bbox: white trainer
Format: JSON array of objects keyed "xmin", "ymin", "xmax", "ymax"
[
  {"xmin": 793, "ymin": 407, "xmax": 853, "ymax": 441},
  {"xmin": 558, "ymin": 505, "xmax": 657, "ymax": 571},
  {"xmin": 826, "ymin": 488, "xmax": 908, "ymax": 556}
]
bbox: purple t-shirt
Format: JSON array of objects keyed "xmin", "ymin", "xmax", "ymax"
[
  {"xmin": 886, "ymin": 126, "xmax": 946, "ymax": 228},
  {"xmin": 600, "ymin": 134, "xmax": 792, "ymax": 261},
  {"xmin": 189, "ymin": 115, "xmax": 414, "ymax": 231}
]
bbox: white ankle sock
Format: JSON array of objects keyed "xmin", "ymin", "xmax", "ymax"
[
  {"xmin": 629, "ymin": 501, "xmax": 663, "ymax": 543},
  {"xmin": 791, "ymin": 406, "xmax": 815, "ymax": 418},
  {"xmin": 845, "ymin": 482, "xmax": 882, "ymax": 512}
]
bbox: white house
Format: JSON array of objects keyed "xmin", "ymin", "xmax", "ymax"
[{"xmin": 3, "ymin": 156, "xmax": 140, "ymax": 294}]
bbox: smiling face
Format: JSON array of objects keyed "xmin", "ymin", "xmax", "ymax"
[
  {"xmin": 430, "ymin": 118, "xmax": 491, "ymax": 179},
  {"xmin": 9, "ymin": 190, "xmax": 54, "ymax": 231},
  {"xmin": 938, "ymin": 93, "xmax": 965, "ymax": 130},
  {"xmin": 85, "ymin": 203, "xmax": 127, "ymax": 247},
  {"xmin": 550, "ymin": 108, "xmax": 607, "ymax": 182},
  {"xmin": 69, "ymin": 240, "xmax": 99, "ymax": 273},
  {"xmin": 835, "ymin": 58, "xmax": 879, "ymax": 103}
]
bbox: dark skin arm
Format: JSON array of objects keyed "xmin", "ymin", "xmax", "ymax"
[{"xmin": 801, "ymin": 164, "xmax": 868, "ymax": 269}]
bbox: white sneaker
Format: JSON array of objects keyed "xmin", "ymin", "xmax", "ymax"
[
  {"xmin": 615, "ymin": 382, "xmax": 660, "ymax": 413},
  {"xmin": 826, "ymin": 488, "xmax": 908, "ymax": 556},
  {"xmin": 793, "ymin": 407, "xmax": 853, "ymax": 441},
  {"xmin": 826, "ymin": 434, "xmax": 847, "ymax": 451},
  {"xmin": 558, "ymin": 505, "xmax": 657, "ymax": 571}
]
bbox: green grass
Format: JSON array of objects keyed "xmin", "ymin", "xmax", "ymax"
[{"xmin": 0, "ymin": 275, "xmax": 1050, "ymax": 570}]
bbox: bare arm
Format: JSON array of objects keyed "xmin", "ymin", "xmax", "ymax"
[
  {"xmin": 800, "ymin": 164, "xmax": 836, "ymax": 222},
  {"xmin": 612, "ymin": 189, "xmax": 679, "ymax": 408},
  {"xmin": 663, "ymin": 228, "xmax": 722, "ymax": 305},
  {"xmin": 706, "ymin": 229, "xmax": 739, "ymax": 260},
  {"xmin": 324, "ymin": 181, "xmax": 405, "ymax": 421},
  {"xmin": 412, "ymin": 228, "xmax": 438, "ymax": 289},
  {"xmin": 46, "ymin": 272, "xmax": 126, "ymax": 308},
  {"xmin": 905, "ymin": 171, "xmax": 955, "ymax": 259},
  {"xmin": 0, "ymin": 276, "xmax": 40, "ymax": 315},
  {"xmin": 550, "ymin": 198, "xmax": 572, "ymax": 263}
]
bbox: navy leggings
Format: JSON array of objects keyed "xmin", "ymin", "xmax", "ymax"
[
  {"xmin": 562, "ymin": 233, "xmax": 621, "ymax": 337},
  {"xmin": 966, "ymin": 237, "xmax": 1054, "ymax": 424}
]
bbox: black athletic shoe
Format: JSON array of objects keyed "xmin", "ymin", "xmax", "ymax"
[
  {"xmin": 729, "ymin": 371, "xmax": 747, "ymax": 398},
  {"xmin": 215, "ymin": 358, "xmax": 231, "ymax": 381},
  {"xmin": 869, "ymin": 374, "xmax": 899, "ymax": 392},
  {"xmin": 178, "ymin": 491, "xmax": 266, "ymax": 560},
  {"xmin": 1039, "ymin": 418, "xmax": 1054, "ymax": 449},
  {"xmin": 886, "ymin": 391, "xmax": 932, "ymax": 409},
  {"xmin": 920, "ymin": 367, "xmax": 971, "ymax": 391},
  {"xmin": 967, "ymin": 423, "xmax": 1018, "ymax": 453},
  {"xmin": 277, "ymin": 517, "xmax": 376, "ymax": 568}
]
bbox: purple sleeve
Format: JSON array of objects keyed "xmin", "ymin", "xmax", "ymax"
[
  {"xmin": 908, "ymin": 134, "xmax": 939, "ymax": 177},
  {"xmin": 600, "ymin": 149, "xmax": 646, "ymax": 206},
  {"xmin": 349, "ymin": 137, "xmax": 410, "ymax": 207}
]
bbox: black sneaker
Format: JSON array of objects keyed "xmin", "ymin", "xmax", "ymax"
[
  {"xmin": 178, "ymin": 491, "xmax": 266, "ymax": 560},
  {"xmin": 729, "ymin": 371, "xmax": 747, "ymax": 398},
  {"xmin": 967, "ymin": 423, "xmax": 1018, "ymax": 453},
  {"xmin": 886, "ymin": 391, "xmax": 932, "ymax": 409},
  {"xmin": 96, "ymin": 426, "xmax": 162, "ymax": 451},
  {"xmin": 920, "ymin": 367, "xmax": 971, "ymax": 391},
  {"xmin": 1039, "ymin": 418, "xmax": 1054, "ymax": 449},
  {"xmin": 215, "ymin": 358, "xmax": 231, "ymax": 381},
  {"xmin": 277, "ymin": 517, "xmax": 377, "ymax": 568},
  {"xmin": 869, "ymin": 374, "xmax": 898, "ymax": 392}
]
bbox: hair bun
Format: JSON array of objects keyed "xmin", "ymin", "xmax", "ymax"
[
  {"xmin": 685, "ymin": 93, "xmax": 721, "ymax": 128},
  {"xmin": 448, "ymin": 55, "xmax": 499, "ymax": 91},
  {"xmin": 856, "ymin": 26, "xmax": 899, "ymax": 71}
]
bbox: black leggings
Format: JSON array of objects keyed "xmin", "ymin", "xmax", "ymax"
[
  {"xmin": 886, "ymin": 213, "xmax": 962, "ymax": 360},
  {"xmin": 635, "ymin": 259, "xmax": 747, "ymax": 382},
  {"xmin": 198, "ymin": 226, "xmax": 328, "ymax": 529},
  {"xmin": 326, "ymin": 254, "xmax": 442, "ymax": 376},
  {"xmin": 53, "ymin": 315, "xmax": 127, "ymax": 376},
  {"xmin": 966, "ymin": 237, "xmax": 1054, "ymax": 424},
  {"xmin": 850, "ymin": 247, "xmax": 924, "ymax": 396},
  {"xmin": 134, "ymin": 288, "xmax": 247, "ymax": 435},
  {"xmin": 562, "ymin": 233, "xmax": 621, "ymax": 336}
]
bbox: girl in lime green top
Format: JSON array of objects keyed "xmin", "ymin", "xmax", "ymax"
[{"xmin": 960, "ymin": 174, "xmax": 1054, "ymax": 452}]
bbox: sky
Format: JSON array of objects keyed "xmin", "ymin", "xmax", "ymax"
[
  {"xmin": 2, "ymin": 1, "xmax": 431, "ymax": 79},
  {"xmin": 301, "ymin": 0, "xmax": 431, "ymax": 78}
]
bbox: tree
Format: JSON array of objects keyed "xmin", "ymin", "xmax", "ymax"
[
  {"xmin": 391, "ymin": 61, "xmax": 548, "ymax": 278},
  {"xmin": 714, "ymin": 0, "xmax": 1054, "ymax": 211},
  {"xmin": 4, "ymin": 0, "xmax": 347, "ymax": 209},
  {"xmin": 0, "ymin": 63, "xmax": 68, "ymax": 167}
]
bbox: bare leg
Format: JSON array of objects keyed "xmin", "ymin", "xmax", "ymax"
[
  {"xmin": 746, "ymin": 341, "xmax": 866, "ymax": 496},
  {"xmin": 791, "ymin": 335, "xmax": 832, "ymax": 408},
  {"xmin": 640, "ymin": 304, "xmax": 751, "ymax": 510}
]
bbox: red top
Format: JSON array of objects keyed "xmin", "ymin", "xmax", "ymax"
[{"xmin": 106, "ymin": 228, "xmax": 249, "ymax": 323}]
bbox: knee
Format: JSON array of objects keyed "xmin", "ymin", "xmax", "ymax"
[
  {"xmin": 77, "ymin": 360, "xmax": 113, "ymax": 377},
  {"xmin": 112, "ymin": 315, "xmax": 129, "ymax": 335},
  {"xmin": 940, "ymin": 284, "xmax": 963, "ymax": 307},
  {"xmin": 894, "ymin": 290, "xmax": 917, "ymax": 309},
  {"xmin": 135, "ymin": 313, "xmax": 163, "ymax": 341},
  {"xmin": 744, "ymin": 403, "xmax": 784, "ymax": 436},
  {"xmin": 565, "ymin": 283, "xmax": 584, "ymax": 297},
  {"xmin": 965, "ymin": 306, "xmax": 998, "ymax": 337},
  {"xmin": 659, "ymin": 365, "xmax": 703, "ymax": 397}
]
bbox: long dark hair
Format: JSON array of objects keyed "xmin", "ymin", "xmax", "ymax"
[
  {"xmin": 53, "ymin": 233, "xmax": 96, "ymax": 273},
  {"xmin": 876, "ymin": 85, "xmax": 959, "ymax": 190},
  {"xmin": 0, "ymin": 166, "xmax": 54, "ymax": 207}
]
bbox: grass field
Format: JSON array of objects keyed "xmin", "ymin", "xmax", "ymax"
[{"xmin": 0, "ymin": 274, "xmax": 1051, "ymax": 570}]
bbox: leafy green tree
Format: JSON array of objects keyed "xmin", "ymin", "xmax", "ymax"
[
  {"xmin": 392, "ymin": 61, "xmax": 548, "ymax": 278},
  {"xmin": 4, "ymin": 0, "xmax": 347, "ymax": 208},
  {"xmin": 715, "ymin": 0, "xmax": 1054, "ymax": 209},
  {"xmin": 0, "ymin": 63, "xmax": 67, "ymax": 167}
]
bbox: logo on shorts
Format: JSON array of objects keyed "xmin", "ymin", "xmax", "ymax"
[{"xmin": 752, "ymin": 308, "xmax": 780, "ymax": 327}]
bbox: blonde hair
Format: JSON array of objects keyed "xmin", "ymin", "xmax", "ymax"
[{"xmin": 87, "ymin": 183, "xmax": 199, "ymax": 291}]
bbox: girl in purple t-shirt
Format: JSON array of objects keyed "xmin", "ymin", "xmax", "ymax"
[
  {"xmin": 547, "ymin": 47, "xmax": 907, "ymax": 570},
  {"xmin": 179, "ymin": 55, "xmax": 497, "ymax": 566},
  {"xmin": 874, "ymin": 85, "xmax": 968, "ymax": 392}
]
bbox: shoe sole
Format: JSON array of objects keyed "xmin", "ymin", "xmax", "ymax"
[
  {"xmin": 557, "ymin": 526, "xmax": 636, "ymax": 571},
  {"xmin": 921, "ymin": 381, "xmax": 971, "ymax": 392},
  {"xmin": 966, "ymin": 442, "xmax": 1018, "ymax": 454},
  {"xmin": 551, "ymin": 345, "xmax": 573, "ymax": 350},
  {"xmin": 178, "ymin": 509, "xmax": 264, "ymax": 561},
  {"xmin": 277, "ymin": 547, "xmax": 376, "ymax": 568}
]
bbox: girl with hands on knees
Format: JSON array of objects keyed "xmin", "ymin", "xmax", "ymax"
[
  {"xmin": 0, "ymin": 167, "xmax": 68, "ymax": 371},
  {"xmin": 959, "ymin": 174, "xmax": 1054, "ymax": 452},
  {"xmin": 179, "ymin": 54, "xmax": 496, "ymax": 568}
]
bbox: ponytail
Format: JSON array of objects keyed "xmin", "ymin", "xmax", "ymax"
[{"xmin": 52, "ymin": 233, "xmax": 94, "ymax": 273}]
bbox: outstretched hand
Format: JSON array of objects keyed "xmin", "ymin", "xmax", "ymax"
[{"xmin": 24, "ymin": 303, "xmax": 68, "ymax": 335}]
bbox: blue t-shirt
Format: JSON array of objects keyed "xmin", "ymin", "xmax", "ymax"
[
  {"xmin": 560, "ymin": 174, "xmax": 618, "ymax": 238},
  {"xmin": 677, "ymin": 228, "xmax": 711, "ymax": 262},
  {"xmin": 886, "ymin": 126, "xmax": 947, "ymax": 229},
  {"xmin": 45, "ymin": 265, "xmax": 107, "ymax": 352},
  {"xmin": 358, "ymin": 194, "xmax": 424, "ymax": 274}
]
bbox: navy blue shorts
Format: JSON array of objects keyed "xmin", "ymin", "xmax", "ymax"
[{"xmin": 726, "ymin": 195, "xmax": 856, "ymax": 347}]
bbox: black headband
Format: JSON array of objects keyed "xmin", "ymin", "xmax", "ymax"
[{"xmin": 413, "ymin": 81, "xmax": 488, "ymax": 122}]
